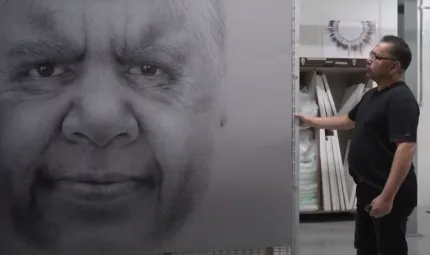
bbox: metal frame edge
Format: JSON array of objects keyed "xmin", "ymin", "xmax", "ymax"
[{"xmin": 291, "ymin": 0, "xmax": 300, "ymax": 254}]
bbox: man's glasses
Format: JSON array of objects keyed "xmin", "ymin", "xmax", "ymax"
[{"xmin": 369, "ymin": 52, "xmax": 398, "ymax": 62}]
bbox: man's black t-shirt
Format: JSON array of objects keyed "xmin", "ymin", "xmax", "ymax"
[{"xmin": 347, "ymin": 81, "xmax": 419, "ymax": 206}]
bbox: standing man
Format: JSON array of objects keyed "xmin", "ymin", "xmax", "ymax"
[{"xmin": 296, "ymin": 35, "xmax": 419, "ymax": 255}]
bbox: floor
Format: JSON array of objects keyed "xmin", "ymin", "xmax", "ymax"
[{"xmin": 299, "ymin": 206, "xmax": 430, "ymax": 255}]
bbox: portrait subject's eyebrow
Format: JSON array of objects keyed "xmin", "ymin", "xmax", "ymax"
[
  {"xmin": 117, "ymin": 42, "xmax": 187, "ymax": 68},
  {"xmin": 115, "ymin": 24, "xmax": 188, "ymax": 67},
  {"xmin": 7, "ymin": 40, "xmax": 85, "ymax": 66}
]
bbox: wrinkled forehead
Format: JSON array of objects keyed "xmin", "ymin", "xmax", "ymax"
[{"xmin": 0, "ymin": 0, "xmax": 224, "ymax": 53}]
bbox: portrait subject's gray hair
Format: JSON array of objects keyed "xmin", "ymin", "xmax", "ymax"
[
  {"xmin": 167, "ymin": 0, "xmax": 226, "ymax": 79},
  {"xmin": 167, "ymin": 0, "xmax": 227, "ymax": 123}
]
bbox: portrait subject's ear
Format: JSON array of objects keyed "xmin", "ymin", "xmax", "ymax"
[
  {"xmin": 217, "ymin": 83, "xmax": 228, "ymax": 128},
  {"xmin": 219, "ymin": 109, "xmax": 227, "ymax": 127},
  {"xmin": 217, "ymin": 49, "xmax": 227, "ymax": 128}
]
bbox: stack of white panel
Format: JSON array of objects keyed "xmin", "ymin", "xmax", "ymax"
[
  {"xmin": 312, "ymin": 72, "xmax": 366, "ymax": 211},
  {"xmin": 298, "ymin": 88, "xmax": 320, "ymax": 211}
]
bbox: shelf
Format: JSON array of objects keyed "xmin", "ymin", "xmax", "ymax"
[
  {"xmin": 298, "ymin": 63, "xmax": 366, "ymax": 215},
  {"xmin": 300, "ymin": 57, "xmax": 368, "ymax": 72},
  {"xmin": 300, "ymin": 209, "xmax": 356, "ymax": 223},
  {"xmin": 300, "ymin": 209, "xmax": 356, "ymax": 215},
  {"xmin": 299, "ymin": 57, "xmax": 368, "ymax": 68},
  {"xmin": 300, "ymin": 66, "xmax": 367, "ymax": 73}
]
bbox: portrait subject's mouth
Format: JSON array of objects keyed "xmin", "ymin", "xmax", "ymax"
[
  {"xmin": 51, "ymin": 179, "xmax": 155, "ymax": 201},
  {"xmin": 36, "ymin": 171, "xmax": 158, "ymax": 202}
]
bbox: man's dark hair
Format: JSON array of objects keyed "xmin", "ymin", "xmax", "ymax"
[{"xmin": 380, "ymin": 35, "xmax": 412, "ymax": 71}]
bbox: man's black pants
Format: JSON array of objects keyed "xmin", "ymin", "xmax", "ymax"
[{"xmin": 354, "ymin": 183, "xmax": 415, "ymax": 255}]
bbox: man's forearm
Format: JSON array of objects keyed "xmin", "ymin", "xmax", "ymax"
[
  {"xmin": 381, "ymin": 143, "xmax": 416, "ymax": 201},
  {"xmin": 308, "ymin": 115, "xmax": 354, "ymax": 130}
]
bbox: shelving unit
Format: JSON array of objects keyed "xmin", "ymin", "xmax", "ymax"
[{"xmin": 298, "ymin": 58, "xmax": 376, "ymax": 215}]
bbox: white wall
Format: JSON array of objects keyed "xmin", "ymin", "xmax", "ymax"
[
  {"xmin": 417, "ymin": 3, "xmax": 430, "ymax": 207},
  {"xmin": 417, "ymin": 87, "xmax": 430, "ymax": 206},
  {"xmin": 300, "ymin": 0, "xmax": 398, "ymax": 58}
]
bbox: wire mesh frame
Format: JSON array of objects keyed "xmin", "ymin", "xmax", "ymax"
[
  {"xmin": 163, "ymin": 247, "xmax": 291, "ymax": 255},
  {"xmin": 152, "ymin": 1, "xmax": 299, "ymax": 255},
  {"xmin": 291, "ymin": 0, "xmax": 301, "ymax": 254}
]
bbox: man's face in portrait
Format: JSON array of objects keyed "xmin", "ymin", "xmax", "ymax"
[{"xmin": 0, "ymin": 0, "xmax": 225, "ymax": 254}]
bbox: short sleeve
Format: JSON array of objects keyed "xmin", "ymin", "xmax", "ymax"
[
  {"xmin": 387, "ymin": 95, "xmax": 420, "ymax": 144},
  {"xmin": 348, "ymin": 101, "xmax": 361, "ymax": 121}
]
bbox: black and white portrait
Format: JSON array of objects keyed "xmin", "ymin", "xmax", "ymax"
[{"xmin": 0, "ymin": 0, "xmax": 295, "ymax": 254}]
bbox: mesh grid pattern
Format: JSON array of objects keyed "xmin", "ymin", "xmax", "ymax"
[{"xmin": 162, "ymin": 247, "xmax": 290, "ymax": 255}]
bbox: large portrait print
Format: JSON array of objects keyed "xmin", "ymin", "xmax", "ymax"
[{"xmin": 0, "ymin": 0, "xmax": 295, "ymax": 254}]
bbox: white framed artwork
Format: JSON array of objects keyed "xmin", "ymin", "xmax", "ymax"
[{"xmin": 322, "ymin": 20, "xmax": 378, "ymax": 59}]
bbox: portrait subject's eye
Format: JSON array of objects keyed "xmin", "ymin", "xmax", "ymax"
[
  {"xmin": 126, "ymin": 64, "xmax": 168, "ymax": 78},
  {"xmin": 24, "ymin": 63, "xmax": 68, "ymax": 78}
]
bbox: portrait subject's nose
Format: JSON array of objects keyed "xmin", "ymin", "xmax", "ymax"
[{"xmin": 62, "ymin": 90, "xmax": 139, "ymax": 147}]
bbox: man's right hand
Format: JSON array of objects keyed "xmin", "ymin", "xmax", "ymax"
[
  {"xmin": 294, "ymin": 114, "xmax": 314, "ymax": 127},
  {"xmin": 294, "ymin": 114, "xmax": 354, "ymax": 131}
]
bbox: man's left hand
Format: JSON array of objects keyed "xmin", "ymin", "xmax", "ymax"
[{"xmin": 369, "ymin": 194, "xmax": 393, "ymax": 218}]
